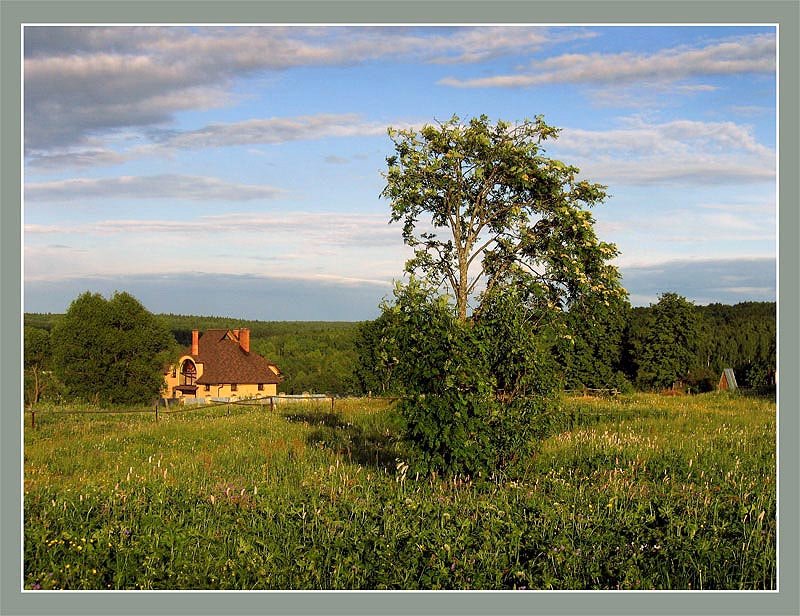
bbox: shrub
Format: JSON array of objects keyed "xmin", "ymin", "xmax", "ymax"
[{"xmin": 381, "ymin": 280, "xmax": 558, "ymax": 478}]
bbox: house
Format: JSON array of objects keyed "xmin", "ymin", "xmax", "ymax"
[
  {"xmin": 718, "ymin": 368, "xmax": 738, "ymax": 392},
  {"xmin": 164, "ymin": 328, "xmax": 282, "ymax": 402}
]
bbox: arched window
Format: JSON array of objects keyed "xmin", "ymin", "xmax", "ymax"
[{"xmin": 181, "ymin": 359, "xmax": 197, "ymax": 386}]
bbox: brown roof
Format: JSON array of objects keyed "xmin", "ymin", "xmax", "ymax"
[{"xmin": 189, "ymin": 329, "xmax": 282, "ymax": 385}]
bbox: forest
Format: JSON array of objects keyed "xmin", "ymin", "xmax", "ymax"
[{"xmin": 24, "ymin": 296, "xmax": 776, "ymax": 402}]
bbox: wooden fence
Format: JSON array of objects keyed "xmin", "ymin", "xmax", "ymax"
[{"xmin": 25, "ymin": 394, "xmax": 361, "ymax": 429}]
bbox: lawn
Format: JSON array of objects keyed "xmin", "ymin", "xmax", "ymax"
[{"xmin": 23, "ymin": 393, "xmax": 776, "ymax": 590}]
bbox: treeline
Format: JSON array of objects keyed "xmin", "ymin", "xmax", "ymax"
[
  {"xmin": 24, "ymin": 296, "xmax": 776, "ymax": 403},
  {"xmin": 354, "ymin": 294, "xmax": 777, "ymax": 397},
  {"xmin": 624, "ymin": 301, "xmax": 776, "ymax": 392},
  {"xmin": 25, "ymin": 310, "xmax": 362, "ymax": 399}
]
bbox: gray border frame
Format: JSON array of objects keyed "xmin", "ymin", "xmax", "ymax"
[{"xmin": 2, "ymin": 2, "xmax": 798, "ymax": 615}]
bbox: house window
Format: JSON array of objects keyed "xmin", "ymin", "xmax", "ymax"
[
  {"xmin": 258, "ymin": 383, "xmax": 264, "ymax": 391},
  {"xmin": 231, "ymin": 383, "xmax": 238, "ymax": 392},
  {"xmin": 204, "ymin": 384, "xmax": 210, "ymax": 392},
  {"xmin": 180, "ymin": 360, "xmax": 196, "ymax": 386},
  {"xmin": 172, "ymin": 367, "xmax": 176, "ymax": 378}
]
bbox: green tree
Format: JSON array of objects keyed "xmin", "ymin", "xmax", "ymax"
[
  {"xmin": 353, "ymin": 312, "xmax": 402, "ymax": 396},
  {"xmin": 383, "ymin": 114, "xmax": 623, "ymax": 322},
  {"xmin": 51, "ymin": 291, "xmax": 177, "ymax": 404},
  {"xmin": 557, "ymin": 291, "xmax": 631, "ymax": 391},
  {"xmin": 632, "ymin": 292, "xmax": 705, "ymax": 390},
  {"xmin": 24, "ymin": 326, "xmax": 51, "ymax": 405}
]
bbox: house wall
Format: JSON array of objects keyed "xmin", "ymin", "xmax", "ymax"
[{"xmin": 199, "ymin": 383, "xmax": 277, "ymax": 399}]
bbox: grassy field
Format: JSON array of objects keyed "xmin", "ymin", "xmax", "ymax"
[{"xmin": 23, "ymin": 393, "xmax": 776, "ymax": 590}]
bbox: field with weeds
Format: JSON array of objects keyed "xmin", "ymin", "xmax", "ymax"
[{"xmin": 24, "ymin": 393, "xmax": 775, "ymax": 590}]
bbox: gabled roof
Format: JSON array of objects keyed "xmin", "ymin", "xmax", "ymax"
[
  {"xmin": 187, "ymin": 329, "xmax": 282, "ymax": 385},
  {"xmin": 721, "ymin": 367, "xmax": 738, "ymax": 390}
]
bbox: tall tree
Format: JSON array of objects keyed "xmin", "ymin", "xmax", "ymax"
[
  {"xmin": 377, "ymin": 115, "xmax": 625, "ymax": 475},
  {"xmin": 557, "ymin": 291, "xmax": 631, "ymax": 391},
  {"xmin": 383, "ymin": 114, "xmax": 624, "ymax": 322},
  {"xmin": 51, "ymin": 291, "xmax": 177, "ymax": 404},
  {"xmin": 632, "ymin": 292, "xmax": 705, "ymax": 390}
]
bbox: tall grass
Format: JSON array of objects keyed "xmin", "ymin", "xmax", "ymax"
[{"xmin": 24, "ymin": 393, "xmax": 775, "ymax": 589}]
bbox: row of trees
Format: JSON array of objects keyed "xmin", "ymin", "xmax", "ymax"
[{"xmin": 24, "ymin": 293, "xmax": 776, "ymax": 405}]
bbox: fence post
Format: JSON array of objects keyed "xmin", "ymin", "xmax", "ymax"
[
  {"xmin": 270, "ymin": 397, "xmax": 274, "ymax": 412},
  {"xmin": 330, "ymin": 396, "xmax": 335, "ymax": 412},
  {"xmin": 31, "ymin": 408, "xmax": 35, "ymax": 430},
  {"xmin": 155, "ymin": 401, "xmax": 159, "ymax": 422}
]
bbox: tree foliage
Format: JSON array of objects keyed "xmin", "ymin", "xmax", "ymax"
[
  {"xmin": 51, "ymin": 291, "xmax": 177, "ymax": 404},
  {"xmin": 353, "ymin": 311, "xmax": 402, "ymax": 396},
  {"xmin": 472, "ymin": 276, "xmax": 562, "ymax": 399},
  {"xmin": 383, "ymin": 114, "xmax": 624, "ymax": 322},
  {"xmin": 630, "ymin": 293, "xmax": 703, "ymax": 390},
  {"xmin": 556, "ymin": 290, "xmax": 632, "ymax": 391}
]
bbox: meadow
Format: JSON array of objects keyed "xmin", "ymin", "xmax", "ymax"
[{"xmin": 23, "ymin": 393, "xmax": 776, "ymax": 590}]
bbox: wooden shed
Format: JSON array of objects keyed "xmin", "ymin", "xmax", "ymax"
[{"xmin": 718, "ymin": 368, "xmax": 738, "ymax": 391}]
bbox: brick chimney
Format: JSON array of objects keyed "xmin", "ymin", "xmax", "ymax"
[
  {"xmin": 191, "ymin": 329, "xmax": 199, "ymax": 356},
  {"xmin": 240, "ymin": 328, "xmax": 250, "ymax": 353}
]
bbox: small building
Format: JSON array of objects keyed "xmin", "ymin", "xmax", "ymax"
[
  {"xmin": 164, "ymin": 328, "xmax": 282, "ymax": 402},
  {"xmin": 718, "ymin": 368, "xmax": 738, "ymax": 392}
]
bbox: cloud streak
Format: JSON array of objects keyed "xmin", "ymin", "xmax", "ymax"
[
  {"xmin": 23, "ymin": 272, "xmax": 392, "ymax": 321},
  {"xmin": 551, "ymin": 118, "xmax": 775, "ymax": 185},
  {"xmin": 148, "ymin": 114, "xmax": 390, "ymax": 151},
  {"xmin": 25, "ymin": 174, "xmax": 284, "ymax": 202},
  {"xmin": 25, "ymin": 211, "xmax": 400, "ymax": 247},
  {"xmin": 439, "ymin": 33, "xmax": 775, "ymax": 88}
]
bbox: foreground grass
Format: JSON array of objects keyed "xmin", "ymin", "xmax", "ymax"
[{"xmin": 24, "ymin": 393, "xmax": 775, "ymax": 590}]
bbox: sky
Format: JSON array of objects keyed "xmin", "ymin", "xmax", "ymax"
[{"xmin": 22, "ymin": 25, "xmax": 777, "ymax": 321}]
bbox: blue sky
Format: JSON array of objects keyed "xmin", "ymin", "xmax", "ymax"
[{"xmin": 23, "ymin": 25, "xmax": 776, "ymax": 320}]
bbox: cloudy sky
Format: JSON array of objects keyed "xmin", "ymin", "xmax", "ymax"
[{"xmin": 23, "ymin": 25, "xmax": 776, "ymax": 320}]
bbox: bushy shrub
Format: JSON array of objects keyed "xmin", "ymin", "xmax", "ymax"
[
  {"xmin": 746, "ymin": 361, "xmax": 775, "ymax": 394},
  {"xmin": 381, "ymin": 280, "xmax": 557, "ymax": 478}
]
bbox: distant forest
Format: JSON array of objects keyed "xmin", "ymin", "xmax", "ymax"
[{"xmin": 24, "ymin": 300, "xmax": 776, "ymax": 398}]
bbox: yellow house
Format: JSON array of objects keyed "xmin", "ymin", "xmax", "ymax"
[{"xmin": 164, "ymin": 328, "xmax": 281, "ymax": 402}]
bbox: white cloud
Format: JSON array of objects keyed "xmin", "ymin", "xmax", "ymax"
[
  {"xmin": 439, "ymin": 33, "xmax": 775, "ymax": 88},
  {"xmin": 23, "ymin": 210, "xmax": 410, "ymax": 288},
  {"xmin": 149, "ymin": 114, "xmax": 389, "ymax": 151},
  {"xmin": 24, "ymin": 25, "xmax": 585, "ymax": 153},
  {"xmin": 26, "ymin": 148, "xmax": 129, "ymax": 170},
  {"xmin": 24, "ymin": 211, "xmax": 401, "ymax": 247},
  {"xmin": 25, "ymin": 174, "xmax": 284, "ymax": 202}
]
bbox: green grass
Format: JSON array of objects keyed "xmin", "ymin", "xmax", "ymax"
[{"xmin": 24, "ymin": 393, "xmax": 775, "ymax": 590}]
